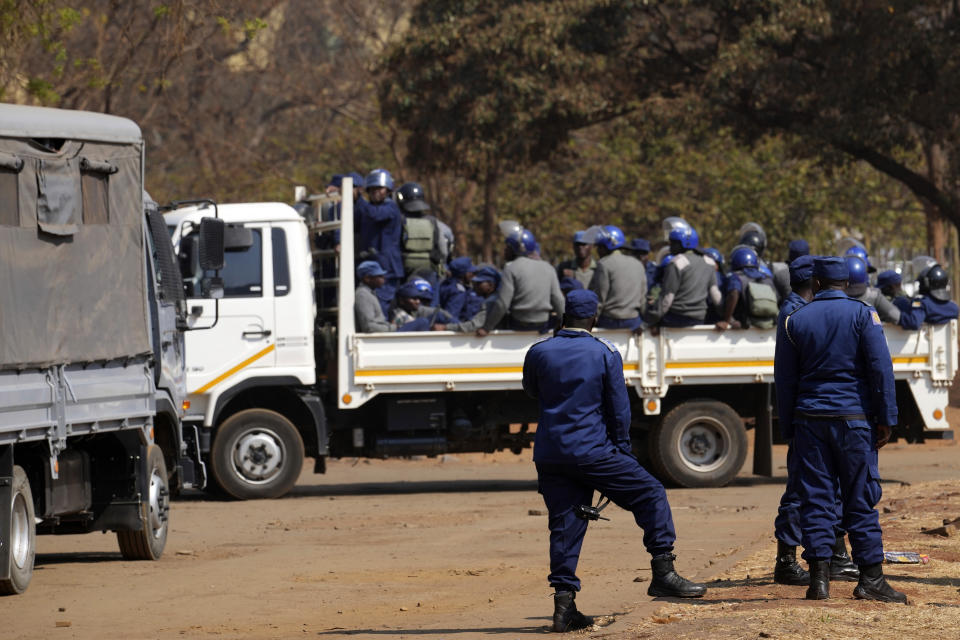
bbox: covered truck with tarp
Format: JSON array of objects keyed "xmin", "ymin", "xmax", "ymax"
[{"xmin": 0, "ymin": 103, "xmax": 220, "ymax": 595}]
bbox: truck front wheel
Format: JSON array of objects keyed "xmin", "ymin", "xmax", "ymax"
[
  {"xmin": 1, "ymin": 465, "xmax": 35, "ymax": 595},
  {"xmin": 210, "ymin": 409, "xmax": 304, "ymax": 500},
  {"xmin": 117, "ymin": 444, "xmax": 169, "ymax": 560},
  {"xmin": 649, "ymin": 400, "xmax": 747, "ymax": 488}
]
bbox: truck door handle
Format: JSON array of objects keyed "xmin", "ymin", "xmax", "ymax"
[{"xmin": 242, "ymin": 330, "xmax": 272, "ymax": 339}]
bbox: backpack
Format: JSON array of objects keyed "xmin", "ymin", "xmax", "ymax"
[
  {"xmin": 741, "ymin": 276, "xmax": 779, "ymax": 328},
  {"xmin": 402, "ymin": 216, "xmax": 442, "ymax": 274}
]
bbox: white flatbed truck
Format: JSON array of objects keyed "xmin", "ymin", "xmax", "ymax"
[{"xmin": 165, "ymin": 179, "xmax": 957, "ymax": 499}]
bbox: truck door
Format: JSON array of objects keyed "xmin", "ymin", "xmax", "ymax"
[
  {"xmin": 184, "ymin": 224, "xmax": 276, "ymax": 396},
  {"xmin": 271, "ymin": 224, "xmax": 314, "ymax": 371}
]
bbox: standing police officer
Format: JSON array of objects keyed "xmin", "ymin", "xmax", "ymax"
[
  {"xmin": 355, "ymin": 169, "xmax": 405, "ymax": 288},
  {"xmin": 557, "ymin": 231, "xmax": 597, "ymax": 289},
  {"xmin": 845, "ymin": 256, "xmax": 901, "ymax": 324},
  {"xmin": 588, "ymin": 225, "xmax": 646, "ymax": 330},
  {"xmin": 524, "ymin": 290, "xmax": 705, "ymax": 632},
  {"xmin": 771, "ymin": 255, "xmax": 815, "ymax": 586},
  {"xmin": 775, "ymin": 256, "xmax": 906, "ymax": 604}
]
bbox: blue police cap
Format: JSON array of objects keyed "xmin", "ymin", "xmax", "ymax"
[
  {"xmin": 630, "ymin": 238, "xmax": 651, "ymax": 253},
  {"xmin": 449, "ymin": 256, "xmax": 473, "ymax": 277},
  {"xmin": 789, "ymin": 254, "xmax": 815, "ymax": 286},
  {"xmin": 470, "ymin": 265, "xmax": 500, "ymax": 285},
  {"xmin": 877, "ymin": 270, "xmax": 902, "ymax": 289},
  {"xmin": 813, "ymin": 256, "xmax": 849, "ymax": 281},
  {"xmin": 347, "ymin": 172, "xmax": 364, "ymax": 187},
  {"xmin": 788, "ymin": 239, "xmax": 810, "ymax": 261},
  {"xmin": 559, "ymin": 276, "xmax": 584, "ymax": 295},
  {"xmin": 565, "ymin": 289, "xmax": 599, "ymax": 319},
  {"xmin": 327, "ymin": 173, "xmax": 344, "ymax": 188},
  {"xmin": 573, "ymin": 230, "xmax": 587, "ymax": 244},
  {"xmin": 357, "ymin": 260, "xmax": 387, "ymax": 278},
  {"xmin": 397, "ymin": 282, "xmax": 421, "ymax": 298}
]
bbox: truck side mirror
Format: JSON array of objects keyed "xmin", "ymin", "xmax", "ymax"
[
  {"xmin": 198, "ymin": 217, "xmax": 225, "ymax": 271},
  {"xmin": 201, "ymin": 276, "xmax": 224, "ymax": 300}
]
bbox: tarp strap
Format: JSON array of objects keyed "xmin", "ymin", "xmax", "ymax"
[
  {"xmin": 80, "ymin": 157, "xmax": 118, "ymax": 174},
  {"xmin": 0, "ymin": 152, "xmax": 23, "ymax": 172}
]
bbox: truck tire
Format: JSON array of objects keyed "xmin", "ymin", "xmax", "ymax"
[
  {"xmin": 209, "ymin": 409, "xmax": 304, "ymax": 500},
  {"xmin": 117, "ymin": 445, "xmax": 169, "ymax": 561},
  {"xmin": 1, "ymin": 466, "xmax": 35, "ymax": 595},
  {"xmin": 649, "ymin": 400, "xmax": 747, "ymax": 488}
]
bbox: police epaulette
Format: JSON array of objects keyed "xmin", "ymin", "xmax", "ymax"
[{"xmin": 593, "ymin": 335, "xmax": 617, "ymax": 352}]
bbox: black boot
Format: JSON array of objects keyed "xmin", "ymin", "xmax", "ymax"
[
  {"xmin": 853, "ymin": 563, "xmax": 907, "ymax": 604},
  {"xmin": 829, "ymin": 535, "xmax": 860, "ymax": 582},
  {"xmin": 773, "ymin": 540, "xmax": 810, "ymax": 586},
  {"xmin": 647, "ymin": 553, "xmax": 707, "ymax": 598},
  {"xmin": 806, "ymin": 560, "xmax": 830, "ymax": 600},
  {"xmin": 552, "ymin": 591, "xmax": 593, "ymax": 632}
]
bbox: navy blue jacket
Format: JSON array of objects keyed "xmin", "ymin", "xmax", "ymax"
[
  {"xmin": 775, "ymin": 289, "xmax": 897, "ymax": 439},
  {"xmin": 523, "ymin": 329, "xmax": 630, "ymax": 463},
  {"xmin": 355, "ymin": 198, "xmax": 404, "ymax": 280},
  {"xmin": 779, "ymin": 291, "xmax": 807, "ymax": 317},
  {"xmin": 439, "ymin": 277, "xmax": 469, "ymax": 321},
  {"xmin": 898, "ymin": 296, "xmax": 959, "ymax": 330}
]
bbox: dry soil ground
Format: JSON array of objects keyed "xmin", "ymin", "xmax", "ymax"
[{"xmin": 4, "ymin": 434, "xmax": 960, "ymax": 640}]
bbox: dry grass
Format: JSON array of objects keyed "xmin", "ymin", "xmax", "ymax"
[{"xmin": 615, "ymin": 480, "xmax": 960, "ymax": 639}]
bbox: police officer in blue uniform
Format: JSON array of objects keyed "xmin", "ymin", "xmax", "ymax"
[
  {"xmin": 438, "ymin": 256, "xmax": 474, "ymax": 321},
  {"xmin": 771, "ymin": 254, "xmax": 815, "ymax": 585},
  {"xmin": 898, "ymin": 263, "xmax": 960, "ymax": 329},
  {"xmin": 355, "ymin": 168, "xmax": 404, "ymax": 286},
  {"xmin": 775, "ymin": 257, "xmax": 906, "ymax": 604},
  {"xmin": 523, "ymin": 290, "xmax": 706, "ymax": 632}
]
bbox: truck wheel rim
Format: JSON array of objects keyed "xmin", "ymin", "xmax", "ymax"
[
  {"xmin": 232, "ymin": 428, "xmax": 285, "ymax": 484},
  {"xmin": 148, "ymin": 466, "xmax": 169, "ymax": 539},
  {"xmin": 676, "ymin": 417, "xmax": 728, "ymax": 473},
  {"xmin": 10, "ymin": 491, "xmax": 30, "ymax": 570}
]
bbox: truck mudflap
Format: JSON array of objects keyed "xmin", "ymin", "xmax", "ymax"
[{"xmin": 0, "ymin": 445, "xmax": 12, "ymax": 584}]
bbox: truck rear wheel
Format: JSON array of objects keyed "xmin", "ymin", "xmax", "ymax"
[
  {"xmin": 210, "ymin": 409, "xmax": 304, "ymax": 500},
  {"xmin": 117, "ymin": 445, "xmax": 169, "ymax": 560},
  {"xmin": 649, "ymin": 400, "xmax": 747, "ymax": 488},
  {"xmin": 1, "ymin": 466, "xmax": 35, "ymax": 595}
]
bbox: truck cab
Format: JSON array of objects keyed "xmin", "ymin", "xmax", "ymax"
[{"xmin": 166, "ymin": 203, "xmax": 326, "ymax": 499}]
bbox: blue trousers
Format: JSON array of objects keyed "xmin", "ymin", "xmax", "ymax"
[
  {"xmin": 660, "ymin": 312, "xmax": 702, "ymax": 327},
  {"xmin": 794, "ymin": 418, "xmax": 884, "ymax": 565},
  {"xmin": 597, "ymin": 315, "xmax": 643, "ymax": 330},
  {"xmin": 774, "ymin": 443, "xmax": 846, "ymax": 547},
  {"xmin": 536, "ymin": 450, "xmax": 676, "ymax": 591}
]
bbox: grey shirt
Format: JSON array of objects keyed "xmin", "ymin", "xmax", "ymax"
[
  {"xmin": 588, "ymin": 250, "xmax": 646, "ymax": 319},
  {"xmin": 850, "ymin": 285, "xmax": 901, "ymax": 324},
  {"xmin": 772, "ymin": 261, "xmax": 792, "ymax": 301},
  {"xmin": 484, "ymin": 256, "xmax": 565, "ymax": 330},
  {"xmin": 646, "ymin": 251, "xmax": 721, "ymax": 323},
  {"xmin": 557, "ymin": 257, "xmax": 597, "ymax": 289},
  {"xmin": 356, "ymin": 283, "xmax": 394, "ymax": 333}
]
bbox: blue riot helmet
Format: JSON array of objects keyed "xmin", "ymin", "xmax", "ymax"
[
  {"xmin": 730, "ymin": 245, "xmax": 759, "ymax": 271},
  {"xmin": 843, "ymin": 245, "xmax": 877, "ymax": 274},
  {"xmin": 737, "ymin": 222, "xmax": 767, "ymax": 257},
  {"xmin": 703, "ymin": 247, "xmax": 724, "ymax": 267},
  {"xmin": 395, "ymin": 182, "xmax": 429, "ymax": 213},
  {"xmin": 410, "ymin": 277, "xmax": 434, "ymax": 301},
  {"xmin": 595, "ymin": 225, "xmax": 626, "ymax": 251},
  {"xmin": 364, "ymin": 168, "xmax": 394, "ymax": 191},
  {"xmin": 500, "ymin": 220, "xmax": 536, "ymax": 256},
  {"xmin": 919, "ymin": 263, "xmax": 951, "ymax": 302},
  {"xmin": 668, "ymin": 225, "xmax": 699, "ymax": 252},
  {"xmin": 660, "ymin": 253, "xmax": 675, "ymax": 267},
  {"xmin": 661, "ymin": 216, "xmax": 692, "ymax": 242},
  {"xmin": 845, "ymin": 255, "xmax": 869, "ymax": 285}
]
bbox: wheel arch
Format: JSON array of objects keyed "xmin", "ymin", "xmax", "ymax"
[{"xmin": 212, "ymin": 378, "xmax": 326, "ymax": 459}]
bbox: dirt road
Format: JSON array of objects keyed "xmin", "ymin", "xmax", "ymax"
[{"xmin": 3, "ymin": 438, "xmax": 959, "ymax": 639}]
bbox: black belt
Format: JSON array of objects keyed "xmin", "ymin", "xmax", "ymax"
[{"xmin": 796, "ymin": 413, "xmax": 867, "ymax": 421}]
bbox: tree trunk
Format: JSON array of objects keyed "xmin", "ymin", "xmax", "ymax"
[
  {"xmin": 924, "ymin": 142, "xmax": 950, "ymax": 264},
  {"xmin": 481, "ymin": 167, "xmax": 500, "ymax": 264}
]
